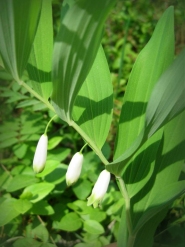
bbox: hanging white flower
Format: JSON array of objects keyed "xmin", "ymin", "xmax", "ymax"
[
  {"xmin": 66, "ymin": 152, "xmax": 84, "ymax": 186},
  {"xmin": 33, "ymin": 134, "xmax": 48, "ymax": 173},
  {"xmin": 87, "ymin": 169, "xmax": 111, "ymax": 208}
]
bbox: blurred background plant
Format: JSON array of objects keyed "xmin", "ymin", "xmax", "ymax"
[{"xmin": 0, "ymin": 0, "xmax": 185, "ymax": 247}]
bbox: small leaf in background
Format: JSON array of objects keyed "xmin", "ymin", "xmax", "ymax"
[
  {"xmin": 13, "ymin": 199, "xmax": 32, "ymax": 214},
  {"xmin": 20, "ymin": 182, "xmax": 55, "ymax": 203},
  {"xmin": 0, "ymin": 0, "xmax": 42, "ymax": 81},
  {"xmin": 83, "ymin": 220, "xmax": 104, "ymax": 235},
  {"xmin": 47, "ymin": 136, "xmax": 63, "ymax": 150},
  {"xmin": 28, "ymin": 223, "xmax": 49, "ymax": 243},
  {"xmin": 36, "ymin": 160, "xmax": 61, "ymax": 177},
  {"xmin": 13, "ymin": 238, "xmax": 41, "ymax": 247},
  {"xmin": 72, "ymin": 179, "xmax": 92, "ymax": 200},
  {"xmin": 0, "ymin": 198, "xmax": 20, "ymax": 226},
  {"xmin": 13, "ymin": 143, "xmax": 28, "ymax": 159},
  {"xmin": 27, "ymin": 0, "xmax": 53, "ymax": 100},
  {"xmin": 29, "ymin": 200, "xmax": 54, "ymax": 216},
  {"xmin": 44, "ymin": 164, "xmax": 67, "ymax": 185},
  {"xmin": 53, "ymin": 212, "xmax": 82, "ymax": 232},
  {"xmin": 51, "ymin": 0, "xmax": 115, "ymax": 122},
  {"xmin": 6, "ymin": 174, "xmax": 39, "ymax": 192}
]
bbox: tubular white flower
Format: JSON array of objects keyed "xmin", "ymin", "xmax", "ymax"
[
  {"xmin": 87, "ymin": 169, "xmax": 110, "ymax": 208},
  {"xmin": 33, "ymin": 134, "xmax": 48, "ymax": 173},
  {"xmin": 66, "ymin": 152, "xmax": 83, "ymax": 186}
]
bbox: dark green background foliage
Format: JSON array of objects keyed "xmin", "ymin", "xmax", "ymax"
[{"xmin": 0, "ymin": 0, "xmax": 185, "ymax": 247}]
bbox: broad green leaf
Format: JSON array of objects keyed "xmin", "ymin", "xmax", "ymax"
[
  {"xmin": 20, "ymin": 182, "xmax": 55, "ymax": 203},
  {"xmin": 107, "ymin": 7, "xmax": 174, "ymax": 175},
  {"xmin": 29, "ymin": 200, "xmax": 54, "ymax": 216},
  {"xmin": 0, "ymin": 0, "xmax": 42, "ymax": 81},
  {"xmin": 146, "ymin": 48, "xmax": 185, "ymax": 136},
  {"xmin": 0, "ymin": 198, "xmax": 20, "ymax": 226},
  {"xmin": 124, "ymin": 129, "xmax": 163, "ymax": 198},
  {"xmin": 27, "ymin": 0, "xmax": 53, "ymax": 100},
  {"xmin": 72, "ymin": 46, "xmax": 113, "ymax": 149},
  {"xmin": 13, "ymin": 199, "xmax": 32, "ymax": 214},
  {"xmin": 83, "ymin": 220, "xmax": 104, "ymax": 235},
  {"xmin": 51, "ymin": 0, "xmax": 115, "ymax": 123},
  {"xmin": 6, "ymin": 174, "xmax": 39, "ymax": 192},
  {"xmin": 114, "ymin": 6, "xmax": 174, "ymax": 159},
  {"xmin": 131, "ymin": 111, "xmax": 185, "ymax": 240},
  {"xmin": 53, "ymin": 212, "xmax": 82, "ymax": 232}
]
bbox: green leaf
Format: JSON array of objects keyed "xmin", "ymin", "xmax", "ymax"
[
  {"xmin": 29, "ymin": 200, "xmax": 54, "ymax": 215},
  {"xmin": 20, "ymin": 182, "xmax": 55, "ymax": 203},
  {"xmin": 130, "ymin": 111, "xmax": 185, "ymax": 244},
  {"xmin": 72, "ymin": 179, "xmax": 92, "ymax": 200},
  {"xmin": 29, "ymin": 224, "xmax": 49, "ymax": 242},
  {"xmin": 47, "ymin": 136, "xmax": 63, "ymax": 150},
  {"xmin": 51, "ymin": 0, "xmax": 115, "ymax": 123},
  {"xmin": 27, "ymin": 0, "xmax": 53, "ymax": 100},
  {"xmin": 146, "ymin": 48, "xmax": 185, "ymax": 137},
  {"xmin": 83, "ymin": 220, "xmax": 104, "ymax": 235},
  {"xmin": 53, "ymin": 212, "xmax": 82, "ymax": 232},
  {"xmin": 36, "ymin": 160, "xmax": 61, "ymax": 177},
  {"xmin": 44, "ymin": 164, "xmax": 67, "ymax": 185},
  {"xmin": 72, "ymin": 46, "xmax": 113, "ymax": 148},
  {"xmin": 0, "ymin": 0, "xmax": 42, "ymax": 81},
  {"xmin": 0, "ymin": 198, "xmax": 20, "ymax": 226},
  {"xmin": 13, "ymin": 238, "xmax": 41, "ymax": 247},
  {"xmin": 107, "ymin": 7, "xmax": 175, "ymax": 175},
  {"xmin": 6, "ymin": 174, "xmax": 39, "ymax": 192},
  {"xmin": 13, "ymin": 199, "xmax": 32, "ymax": 214}
]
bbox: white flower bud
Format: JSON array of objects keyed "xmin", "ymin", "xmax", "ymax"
[
  {"xmin": 33, "ymin": 134, "xmax": 48, "ymax": 173},
  {"xmin": 66, "ymin": 152, "xmax": 83, "ymax": 186},
  {"xmin": 87, "ymin": 169, "xmax": 110, "ymax": 208}
]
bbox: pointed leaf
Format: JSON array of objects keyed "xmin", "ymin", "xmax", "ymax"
[
  {"xmin": 27, "ymin": 0, "xmax": 53, "ymax": 100},
  {"xmin": 0, "ymin": 0, "xmax": 42, "ymax": 81},
  {"xmin": 51, "ymin": 0, "xmax": 115, "ymax": 122},
  {"xmin": 146, "ymin": 48, "xmax": 185, "ymax": 136},
  {"xmin": 114, "ymin": 6, "xmax": 174, "ymax": 159},
  {"xmin": 72, "ymin": 46, "xmax": 113, "ymax": 148},
  {"xmin": 107, "ymin": 7, "xmax": 174, "ymax": 176}
]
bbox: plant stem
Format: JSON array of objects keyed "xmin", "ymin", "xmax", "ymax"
[
  {"xmin": 19, "ymin": 80, "xmax": 55, "ymax": 112},
  {"xmin": 71, "ymin": 121, "xmax": 109, "ymax": 165},
  {"xmin": 116, "ymin": 176, "xmax": 133, "ymax": 237},
  {"xmin": 44, "ymin": 114, "xmax": 58, "ymax": 134},
  {"xmin": 80, "ymin": 143, "xmax": 88, "ymax": 153}
]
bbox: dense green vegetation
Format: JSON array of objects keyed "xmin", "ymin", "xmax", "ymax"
[{"xmin": 0, "ymin": 1, "xmax": 185, "ymax": 247}]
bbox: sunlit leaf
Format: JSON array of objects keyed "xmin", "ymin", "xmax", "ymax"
[
  {"xmin": 51, "ymin": 0, "xmax": 115, "ymax": 123},
  {"xmin": 27, "ymin": 0, "xmax": 53, "ymax": 100},
  {"xmin": 72, "ymin": 46, "xmax": 113, "ymax": 148}
]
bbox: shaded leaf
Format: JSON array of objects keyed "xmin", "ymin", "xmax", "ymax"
[{"xmin": 0, "ymin": 0, "xmax": 42, "ymax": 81}]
